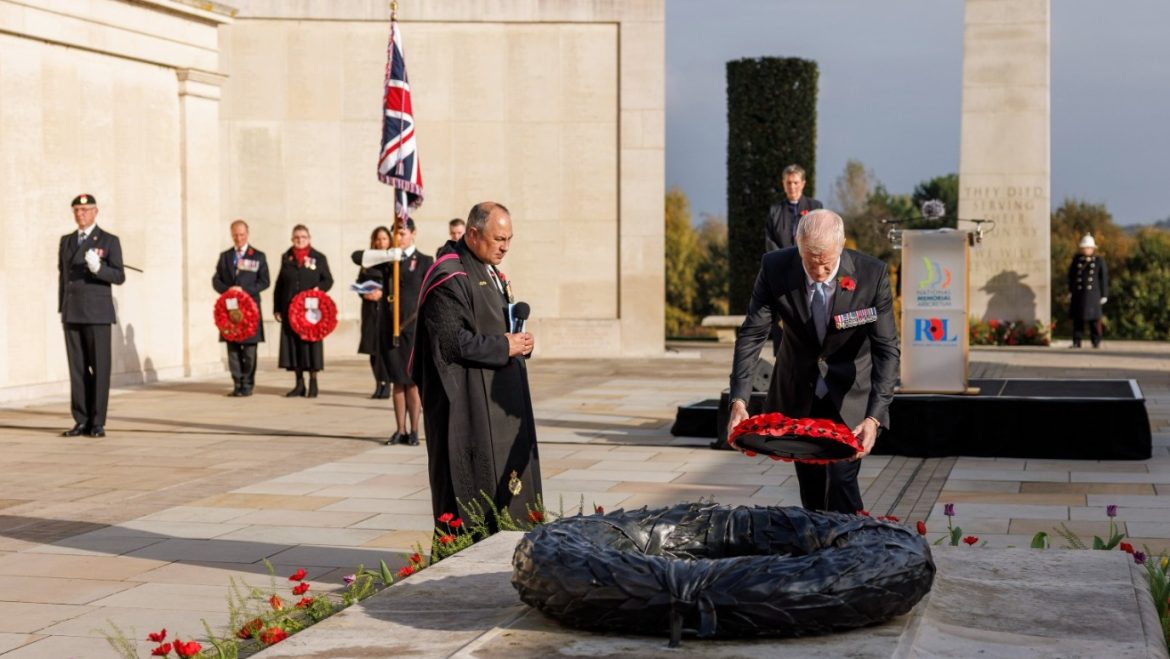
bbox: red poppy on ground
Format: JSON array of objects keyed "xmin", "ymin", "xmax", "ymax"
[
  {"xmin": 269, "ymin": 594, "xmax": 285, "ymax": 611},
  {"xmin": 594, "ymin": 505, "xmax": 605, "ymax": 515},
  {"xmin": 151, "ymin": 644, "xmax": 172, "ymax": 657},
  {"xmin": 296, "ymin": 596, "xmax": 315, "ymax": 608},
  {"xmin": 1120, "ymin": 542, "xmax": 1135, "ymax": 554},
  {"xmin": 916, "ymin": 521, "xmax": 927, "ymax": 536},
  {"xmin": 858, "ymin": 510, "xmax": 870, "ymax": 517},
  {"xmin": 839, "ymin": 276, "xmax": 857, "ymax": 292},
  {"xmin": 147, "ymin": 629, "xmax": 167, "ymax": 643},
  {"xmin": 398, "ymin": 565, "xmax": 416, "ymax": 578},
  {"xmin": 409, "ymin": 552, "xmax": 423, "ymax": 565},
  {"xmin": 288, "ymin": 568, "xmax": 307, "ymax": 581},
  {"xmin": 292, "ymin": 581, "xmax": 310, "ymax": 595},
  {"xmin": 174, "ymin": 639, "xmax": 202, "ymax": 658},
  {"xmin": 528, "ymin": 510, "xmax": 544, "ymax": 523},
  {"xmin": 439, "ymin": 534, "xmax": 455, "ymax": 544},
  {"xmin": 884, "ymin": 515, "xmax": 900, "ymax": 522},
  {"xmin": 237, "ymin": 617, "xmax": 264, "ymax": 640},
  {"xmin": 438, "ymin": 512, "xmax": 454, "ymax": 523},
  {"xmin": 963, "ymin": 536, "xmax": 979, "ymax": 546},
  {"xmin": 259, "ymin": 627, "xmax": 289, "ymax": 645},
  {"xmin": 449, "ymin": 518, "xmax": 463, "ymax": 529}
]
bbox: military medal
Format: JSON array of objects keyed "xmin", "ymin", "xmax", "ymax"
[
  {"xmin": 508, "ymin": 470, "xmax": 522, "ymax": 496},
  {"xmin": 504, "ymin": 279, "xmax": 514, "ymax": 304}
]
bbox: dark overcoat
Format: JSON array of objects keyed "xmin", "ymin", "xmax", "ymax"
[
  {"xmin": 412, "ymin": 239, "xmax": 541, "ymax": 528},
  {"xmin": 274, "ymin": 247, "xmax": 334, "ymax": 370},
  {"xmin": 1068, "ymin": 254, "xmax": 1108, "ymax": 321},
  {"xmin": 764, "ymin": 196, "xmax": 824, "ymax": 252}
]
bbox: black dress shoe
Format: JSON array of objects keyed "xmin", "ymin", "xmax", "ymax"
[
  {"xmin": 307, "ymin": 379, "xmax": 319, "ymax": 398},
  {"xmin": 286, "ymin": 382, "xmax": 306, "ymax": 397},
  {"xmin": 239, "ymin": 387, "xmax": 253, "ymax": 397},
  {"xmin": 370, "ymin": 382, "xmax": 387, "ymax": 399},
  {"xmin": 386, "ymin": 431, "xmax": 403, "ymax": 446},
  {"xmin": 88, "ymin": 426, "xmax": 106, "ymax": 438},
  {"xmin": 406, "ymin": 431, "xmax": 419, "ymax": 446},
  {"xmin": 62, "ymin": 424, "xmax": 87, "ymax": 437}
]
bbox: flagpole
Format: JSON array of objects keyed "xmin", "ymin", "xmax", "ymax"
[{"xmin": 390, "ymin": 0, "xmax": 401, "ymax": 348}]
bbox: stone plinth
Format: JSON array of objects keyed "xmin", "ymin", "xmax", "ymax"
[
  {"xmin": 958, "ymin": 0, "xmax": 1051, "ymax": 326},
  {"xmin": 255, "ymin": 531, "xmax": 1168, "ymax": 658}
]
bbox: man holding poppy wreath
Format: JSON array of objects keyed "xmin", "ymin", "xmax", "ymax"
[
  {"xmin": 213, "ymin": 219, "xmax": 270, "ymax": 397},
  {"xmin": 728, "ymin": 209, "xmax": 899, "ymax": 514}
]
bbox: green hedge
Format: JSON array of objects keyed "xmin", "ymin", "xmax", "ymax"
[{"xmin": 726, "ymin": 57, "xmax": 818, "ymax": 313}]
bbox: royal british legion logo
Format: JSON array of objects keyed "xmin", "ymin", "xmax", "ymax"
[{"xmin": 912, "ymin": 317, "xmax": 959, "ymax": 345}]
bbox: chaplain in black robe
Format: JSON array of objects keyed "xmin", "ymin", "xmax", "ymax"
[{"xmin": 413, "ymin": 202, "xmax": 541, "ymax": 530}]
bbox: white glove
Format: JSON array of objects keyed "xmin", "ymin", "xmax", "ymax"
[
  {"xmin": 84, "ymin": 249, "xmax": 101, "ymax": 274},
  {"xmin": 361, "ymin": 248, "xmax": 403, "ymax": 268},
  {"xmin": 1100, "ymin": 297, "xmax": 1108, "ymax": 305}
]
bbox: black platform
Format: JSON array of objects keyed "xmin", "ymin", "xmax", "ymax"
[{"xmin": 672, "ymin": 378, "xmax": 1152, "ymax": 460}]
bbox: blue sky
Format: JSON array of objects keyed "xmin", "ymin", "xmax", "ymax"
[{"xmin": 666, "ymin": 0, "xmax": 1170, "ymax": 225}]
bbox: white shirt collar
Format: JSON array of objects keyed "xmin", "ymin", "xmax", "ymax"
[
  {"xmin": 79, "ymin": 225, "xmax": 97, "ymax": 237},
  {"xmin": 404, "ymin": 245, "xmax": 417, "ymax": 257},
  {"xmin": 236, "ymin": 243, "xmax": 249, "ymax": 254}
]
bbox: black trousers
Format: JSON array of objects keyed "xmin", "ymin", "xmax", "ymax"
[
  {"xmin": 793, "ymin": 395, "xmax": 864, "ymax": 514},
  {"xmin": 1072, "ymin": 317, "xmax": 1102, "ymax": 347},
  {"xmin": 227, "ymin": 343, "xmax": 258, "ymax": 386},
  {"xmin": 63, "ymin": 323, "xmax": 112, "ymax": 427}
]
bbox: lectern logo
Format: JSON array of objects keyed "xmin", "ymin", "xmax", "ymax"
[
  {"xmin": 915, "ymin": 257, "xmax": 953, "ymax": 307},
  {"xmin": 913, "ymin": 317, "xmax": 959, "ymax": 345}
]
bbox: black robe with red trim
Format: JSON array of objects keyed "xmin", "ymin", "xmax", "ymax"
[{"xmin": 413, "ymin": 239, "xmax": 541, "ymax": 529}]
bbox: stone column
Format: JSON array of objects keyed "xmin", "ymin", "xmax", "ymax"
[
  {"xmin": 177, "ymin": 69, "xmax": 228, "ymax": 376},
  {"xmin": 958, "ymin": 0, "xmax": 1051, "ymax": 325}
]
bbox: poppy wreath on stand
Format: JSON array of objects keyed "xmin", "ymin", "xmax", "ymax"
[
  {"xmin": 287, "ymin": 290, "xmax": 338, "ymax": 342},
  {"xmin": 213, "ymin": 290, "xmax": 260, "ymax": 343},
  {"xmin": 729, "ymin": 412, "xmax": 862, "ymax": 464}
]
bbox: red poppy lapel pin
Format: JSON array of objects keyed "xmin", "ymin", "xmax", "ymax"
[
  {"xmin": 839, "ymin": 275, "xmax": 857, "ymax": 292},
  {"xmin": 800, "ymin": 209, "xmax": 809, "ymax": 216},
  {"xmin": 246, "ymin": 248, "xmax": 254, "ymax": 257}
]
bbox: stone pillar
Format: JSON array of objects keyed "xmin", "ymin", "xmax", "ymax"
[
  {"xmin": 958, "ymin": 0, "xmax": 1051, "ymax": 325},
  {"xmin": 177, "ymin": 69, "xmax": 228, "ymax": 376}
]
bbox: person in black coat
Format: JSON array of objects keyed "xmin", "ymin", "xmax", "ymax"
[
  {"xmin": 58, "ymin": 193, "xmax": 126, "ymax": 438},
  {"xmin": 1068, "ymin": 233, "xmax": 1109, "ymax": 349},
  {"xmin": 354, "ymin": 226, "xmax": 395, "ymax": 399},
  {"xmin": 353, "ymin": 219, "xmax": 434, "ymax": 445},
  {"xmin": 728, "ymin": 209, "xmax": 899, "ymax": 514},
  {"xmin": 273, "ymin": 224, "xmax": 333, "ymax": 397},
  {"xmin": 212, "ymin": 219, "xmax": 270, "ymax": 397},
  {"xmin": 414, "ymin": 202, "xmax": 540, "ymax": 529}
]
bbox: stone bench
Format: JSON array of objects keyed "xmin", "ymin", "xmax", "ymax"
[
  {"xmin": 255, "ymin": 530, "xmax": 1169, "ymax": 658},
  {"xmin": 701, "ymin": 315, "xmax": 745, "ymax": 343}
]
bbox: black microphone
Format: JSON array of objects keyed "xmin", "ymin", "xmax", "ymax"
[{"xmin": 512, "ymin": 301, "xmax": 530, "ymax": 334}]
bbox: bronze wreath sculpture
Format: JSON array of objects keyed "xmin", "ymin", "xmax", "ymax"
[{"xmin": 512, "ymin": 503, "xmax": 934, "ymax": 647}]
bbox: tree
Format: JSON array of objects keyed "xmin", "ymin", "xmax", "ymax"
[
  {"xmin": 831, "ymin": 159, "xmax": 875, "ymax": 221},
  {"xmin": 664, "ymin": 187, "xmax": 702, "ymax": 336},
  {"xmin": 1049, "ymin": 199, "xmax": 1131, "ymax": 337},
  {"xmin": 694, "ymin": 215, "xmax": 729, "ymax": 319},
  {"xmin": 726, "ymin": 56, "xmax": 818, "ymax": 313},
  {"xmin": 1111, "ymin": 228, "xmax": 1170, "ymax": 340}
]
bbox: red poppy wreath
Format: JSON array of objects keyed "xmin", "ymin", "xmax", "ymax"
[
  {"xmin": 213, "ymin": 290, "xmax": 260, "ymax": 342},
  {"xmin": 288, "ymin": 290, "xmax": 338, "ymax": 342},
  {"xmin": 728, "ymin": 412, "xmax": 862, "ymax": 464}
]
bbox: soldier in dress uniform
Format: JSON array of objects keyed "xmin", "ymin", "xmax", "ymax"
[
  {"xmin": 58, "ymin": 193, "xmax": 125, "ymax": 438},
  {"xmin": 212, "ymin": 220, "xmax": 270, "ymax": 396},
  {"xmin": 1067, "ymin": 233, "xmax": 1108, "ymax": 349}
]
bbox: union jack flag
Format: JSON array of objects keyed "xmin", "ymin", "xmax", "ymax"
[{"xmin": 377, "ymin": 19, "xmax": 423, "ymax": 219}]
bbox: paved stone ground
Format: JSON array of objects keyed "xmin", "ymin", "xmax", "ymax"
[{"xmin": 0, "ymin": 341, "xmax": 1167, "ymax": 656}]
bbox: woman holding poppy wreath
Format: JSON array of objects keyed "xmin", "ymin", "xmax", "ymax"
[{"xmin": 274, "ymin": 224, "xmax": 333, "ymax": 398}]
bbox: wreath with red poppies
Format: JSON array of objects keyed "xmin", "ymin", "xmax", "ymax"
[
  {"xmin": 729, "ymin": 412, "xmax": 862, "ymax": 464},
  {"xmin": 213, "ymin": 290, "xmax": 260, "ymax": 343},
  {"xmin": 287, "ymin": 290, "xmax": 338, "ymax": 342}
]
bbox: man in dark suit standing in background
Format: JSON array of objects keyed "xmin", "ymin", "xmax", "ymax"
[
  {"xmin": 58, "ymin": 194, "xmax": 125, "ymax": 438},
  {"xmin": 213, "ymin": 219, "xmax": 270, "ymax": 396},
  {"xmin": 764, "ymin": 164, "xmax": 823, "ymax": 252},
  {"xmin": 728, "ymin": 209, "xmax": 899, "ymax": 514}
]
